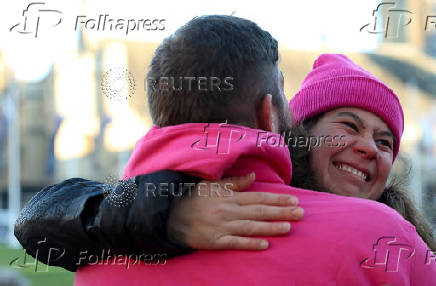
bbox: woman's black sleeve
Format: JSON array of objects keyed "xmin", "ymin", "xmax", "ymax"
[{"xmin": 14, "ymin": 170, "xmax": 199, "ymax": 272}]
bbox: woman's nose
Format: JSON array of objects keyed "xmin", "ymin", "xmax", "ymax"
[{"xmin": 353, "ymin": 136, "xmax": 377, "ymax": 159}]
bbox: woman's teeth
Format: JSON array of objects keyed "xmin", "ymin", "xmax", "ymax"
[{"xmin": 335, "ymin": 163, "xmax": 368, "ymax": 181}]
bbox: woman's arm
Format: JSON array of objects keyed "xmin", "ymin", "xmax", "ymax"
[
  {"xmin": 15, "ymin": 171, "xmax": 302, "ymax": 272},
  {"xmin": 14, "ymin": 170, "xmax": 198, "ymax": 272},
  {"xmin": 168, "ymin": 173, "xmax": 303, "ymax": 250}
]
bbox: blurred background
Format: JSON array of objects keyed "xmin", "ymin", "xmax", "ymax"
[{"xmin": 0, "ymin": 0, "xmax": 435, "ymax": 284}]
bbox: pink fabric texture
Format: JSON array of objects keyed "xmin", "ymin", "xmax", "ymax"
[
  {"xmin": 289, "ymin": 54, "xmax": 404, "ymax": 160},
  {"xmin": 75, "ymin": 124, "xmax": 435, "ymax": 286}
]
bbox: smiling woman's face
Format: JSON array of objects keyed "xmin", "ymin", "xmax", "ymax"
[{"xmin": 308, "ymin": 107, "xmax": 394, "ymax": 200}]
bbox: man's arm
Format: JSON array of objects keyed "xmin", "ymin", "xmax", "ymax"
[{"xmin": 14, "ymin": 170, "xmax": 197, "ymax": 272}]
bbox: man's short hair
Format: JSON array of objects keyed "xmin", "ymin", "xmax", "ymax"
[{"xmin": 147, "ymin": 15, "xmax": 282, "ymax": 127}]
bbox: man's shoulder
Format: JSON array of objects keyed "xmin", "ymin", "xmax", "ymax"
[{"xmin": 292, "ymin": 187, "xmax": 416, "ymax": 233}]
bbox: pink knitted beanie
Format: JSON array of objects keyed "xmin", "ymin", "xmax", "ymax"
[{"xmin": 289, "ymin": 54, "xmax": 404, "ymax": 161}]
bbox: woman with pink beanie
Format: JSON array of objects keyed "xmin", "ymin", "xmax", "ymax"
[
  {"xmin": 287, "ymin": 54, "xmax": 435, "ymax": 249},
  {"xmin": 174, "ymin": 53, "xmax": 435, "ymax": 250}
]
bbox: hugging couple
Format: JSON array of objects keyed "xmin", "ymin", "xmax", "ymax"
[{"xmin": 16, "ymin": 15, "xmax": 436, "ymax": 285}]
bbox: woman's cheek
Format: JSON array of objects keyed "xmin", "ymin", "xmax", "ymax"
[
  {"xmin": 378, "ymin": 153, "xmax": 393, "ymax": 179},
  {"xmin": 329, "ymin": 129, "xmax": 351, "ymax": 149}
]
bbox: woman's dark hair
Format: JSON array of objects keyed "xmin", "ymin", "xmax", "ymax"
[
  {"xmin": 378, "ymin": 176, "xmax": 436, "ymax": 250},
  {"xmin": 287, "ymin": 113, "xmax": 436, "ymax": 250}
]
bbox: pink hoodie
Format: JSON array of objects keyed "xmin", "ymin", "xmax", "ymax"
[{"xmin": 75, "ymin": 123, "xmax": 436, "ymax": 286}]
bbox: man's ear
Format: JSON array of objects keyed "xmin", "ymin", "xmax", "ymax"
[{"xmin": 256, "ymin": 94, "xmax": 279, "ymax": 133}]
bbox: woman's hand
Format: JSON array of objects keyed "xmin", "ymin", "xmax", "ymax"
[{"xmin": 167, "ymin": 173, "xmax": 303, "ymax": 250}]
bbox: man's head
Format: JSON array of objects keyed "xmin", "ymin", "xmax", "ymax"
[{"xmin": 147, "ymin": 15, "xmax": 291, "ymax": 133}]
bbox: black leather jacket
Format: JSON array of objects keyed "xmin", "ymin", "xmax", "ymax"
[{"xmin": 14, "ymin": 170, "xmax": 199, "ymax": 272}]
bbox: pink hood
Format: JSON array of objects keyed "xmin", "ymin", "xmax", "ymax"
[{"xmin": 122, "ymin": 123, "xmax": 291, "ymax": 184}]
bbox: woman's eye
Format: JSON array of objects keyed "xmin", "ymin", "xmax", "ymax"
[
  {"xmin": 377, "ymin": 139, "xmax": 393, "ymax": 149},
  {"xmin": 342, "ymin": 122, "xmax": 358, "ymax": 131}
]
